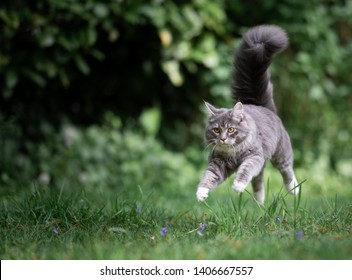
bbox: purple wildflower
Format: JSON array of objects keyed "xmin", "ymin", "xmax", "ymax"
[
  {"xmin": 296, "ymin": 230, "xmax": 303, "ymax": 240},
  {"xmin": 160, "ymin": 227, "xmax": 168, "ymax": 236},
  {"xmin": 198, "ymin": 223, "xmax": 205, "ymax": 237},
  {"xmin": 53, "ymin": 227, "xmax": 59, "ymax": 235},
  {"xmin": 200, "ymin": 223, "xmax": 205, "ymax": 231},
  {"xmin": 135, "ymin": 204, "xmax": 142, "ymax": 216}
]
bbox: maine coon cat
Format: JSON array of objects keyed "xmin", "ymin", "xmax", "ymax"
[{"xmin": 196, "ymin": 25, "xmax": 299, "ymax": 204}]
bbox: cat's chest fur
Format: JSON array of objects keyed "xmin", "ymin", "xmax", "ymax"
[
  {"xmin": 212, "ymin": 143, "xmax": 251, "ymax": 169},
  {"xmin": 214, "ymin": 144, "xmax": 234, "ymax": 155}
]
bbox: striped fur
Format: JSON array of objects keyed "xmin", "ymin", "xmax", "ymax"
[{"xmin": 196, "ymin": 25, "xmax": 298, "ymax": 204}]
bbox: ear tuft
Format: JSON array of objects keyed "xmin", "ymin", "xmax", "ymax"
[
  {"xmin": 204, "ymin": 101, "xmax": 218, "ymax": 116},
  {"xmin": 232, "ymin": 102, "xmax": 245, "ymax": 121},
  {"xmin": 233, "ymin": 102, "xmax": 244, "ymax": 112}
]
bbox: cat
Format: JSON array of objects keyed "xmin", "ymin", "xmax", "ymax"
[{"xmin": 196, "ymin": 25, "xmax": 299, "ymax": 204}]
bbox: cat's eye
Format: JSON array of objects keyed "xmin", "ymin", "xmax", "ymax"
[
  {"xmin": 227, "ymin": 127, "xmax": 236, "ymax": 133},
  {"xmin": 213, "ymin": 127, "xmax": 221, "ymax": 133}
]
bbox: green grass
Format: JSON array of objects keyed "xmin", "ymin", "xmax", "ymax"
[{"xmin": 0, "ymin": 166, "xmax": 351, "ymax": 260}]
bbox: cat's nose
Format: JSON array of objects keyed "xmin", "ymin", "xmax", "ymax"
[{"xmin": 220, "ymin": 138, "xmax": 226, "ymax": 143}]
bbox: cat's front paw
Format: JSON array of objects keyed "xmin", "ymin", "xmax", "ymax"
[
  {"xmin": 233, "ymin": 181, "xmax": 246, "ymax": 193},
  {"xmin": 196, "ymin": 187, "xmax": 209, "ymax": 202}
]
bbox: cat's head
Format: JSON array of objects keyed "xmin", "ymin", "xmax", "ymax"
[{"xmin": 204, "ymin": 101, "xmax": 250, "ymax": 148}]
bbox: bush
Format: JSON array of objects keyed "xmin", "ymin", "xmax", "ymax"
[
  {"xmin": 0, "ymin": 112, "xmax": 200, "ymax": 197},
  {"xmin": 1, "ymin": 0, "xmax": 351, "ymax": 174}
]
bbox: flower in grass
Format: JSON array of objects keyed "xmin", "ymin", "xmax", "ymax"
[
  {"xmin": 296, "ymin": 230, "xmax": 303, "ymax": 240},
  {"xmin": 198, "ymin": 223, "xmax": 205, "ymax": 237},
  {"xmin": 38, "ymin": 172, "xmax": 51, "ymax": 186},
  {"xmin": 160, "ymin": 227, "xmax": 168, "ymax": 236},
  {"xmin": 135, "ymin": 204, "xmax": 142, "ymax": 216},
  {"xmin": 275, "ymin": 215, "xmax": 282, "ymax": 223},
  {"xmin": 53, "ymin": 227, "xmax": 59, "ymax": 235}
]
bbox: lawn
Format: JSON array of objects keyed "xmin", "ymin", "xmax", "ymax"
[{"xmin": 0, "ymin": 165, "xmax": 351, "ymax": 260}]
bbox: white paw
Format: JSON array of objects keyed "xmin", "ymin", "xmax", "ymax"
[
  {"xmin": 287, "ymin": 178, "xmax": 299, "ymax": 195},
  {"xmin": 196, "ymin": 187, "xmax": 209, "ymax": 202},
  {"xmin": 253, "ymin": 190, "xmax": 265, "ymax": 204},
  {"xmin": 233, "ymin": 181, "xmax": 246, "ymax": 193}
]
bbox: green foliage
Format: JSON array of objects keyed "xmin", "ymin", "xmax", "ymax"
[
  {"xmin": 1, "ymin": 0, "xmax": 351, "ymax": 169},
  {"xmin": 139, "ymin": 107, "xmax": 161, "ymax": 137},
  {"xmin": 0, "ymin": 0, "xmax": 231, "ymax": 97},
  {"xmin": 0, "ymin": 112, "xmax": 200, "ymax": 199},
  {"xmin": 271, "ymin": 1, "xmax": 352, "ymax": 167},
  {"xmin": 0, "ymin": 0, "xmax": 115, "ymax": 92}
]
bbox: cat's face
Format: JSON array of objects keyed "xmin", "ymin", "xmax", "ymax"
[{"xmin": 204, "ymin": 102, "xmax": 249, "ymax": 149}]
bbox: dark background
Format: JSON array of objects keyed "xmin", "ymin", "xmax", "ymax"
[{"xmin": 1, "ymin": 0, "xmax": 351, "ymax": 188}]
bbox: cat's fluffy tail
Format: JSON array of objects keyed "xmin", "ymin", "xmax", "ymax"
[{"xmin": 232, "ymin": 25, "xmax": 288, "ymax": 113}]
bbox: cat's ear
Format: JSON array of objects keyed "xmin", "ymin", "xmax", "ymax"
[
  {"xmin": 204, "ymin": 101, "xmax": 219, "ymax": 116},
  {"xmin": 232, "ymin": 102, "xmax": 244, "ymax": 121},
  {"xmin": 233, "ymin": 102, "xmax": 244, "ymax": 112}
]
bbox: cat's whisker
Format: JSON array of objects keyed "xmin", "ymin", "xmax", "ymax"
[
  {"xmin": 203, "ymin": 141, "xmax": 216, "ymax": 151},
  {"xmin": 210, "ymin": 144, "xmax": 217, "ymax": 154}
]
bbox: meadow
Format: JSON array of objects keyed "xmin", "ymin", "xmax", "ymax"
[
  {"xmin": 1, "ymin": 163, "xmax": 351, "ymax": 260},
  {"xmin": 1, "ymin": 0, "xmax": 352, "ymax": 262}
]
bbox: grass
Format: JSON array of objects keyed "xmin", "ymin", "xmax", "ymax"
[{"xmin": 0, "ymin": 166, "xmax": 351, "ymax": 260}]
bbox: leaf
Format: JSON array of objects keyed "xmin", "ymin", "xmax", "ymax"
[
  {"xmin": 94, "ymin": 3, "xmax": 109, "ymax": 18},
  {"xmin": 86, "ymin": 28, "xmax": 98, "ymax": 46},
  {"xmin": 182, "ymin": 5, "xmax": 203, "ymax": 39},
  {"xmin": 203, "ymin": 51, "xmax": 219, "ymax": 68},
  {"xmin": 309, "ymin": 85, "xmax": 324, "ymax": 100},
  {"xmin": 159, "ymin": 28, "xmax": 173, "ymax": 47},
  {"xmin": 59, "ymin": 69, "xmax": 70, "ymax": 87},
  {"xmin": 23, "ymin": 69, "xmax": 46, "ymax": 87},
  {"xmin": 74, "ymin": 55, "xmax": 90, "ymax": 75},
  {"xmin": 139, "ymin": 107, "xmax": 161, "ymax": 136},
  {"xmin": 91, "ymin": 49, "xmax": 105, "ymax": 61},
  {"xmin": 162, "ymin": 60, "xmax": 183, "ymax": 86},
  {"xmin": 5, "ymin": 70, "xmax": 18, "ymax": 88},
  {"xmin": 39, "ymin": 33, "xmax": 55, "ymax": 47}
]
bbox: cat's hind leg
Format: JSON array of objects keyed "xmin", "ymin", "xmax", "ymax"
[
  {"xmin": 272, "ymin": 133, "xmax": 299, "ymax": 196},
  {"xmin": 280, "ymin": 166, "xmax": 299, "ymax": 195},
  {"xmin": 272, "ymin": 157, "xmax": 299, "ymax": 195},
  {"xmin": 251, "ymin": 168, "xmax": 265, "ymax": 204}
]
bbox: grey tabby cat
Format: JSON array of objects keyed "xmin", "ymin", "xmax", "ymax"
[{"xmin": 196, "ymin": 25, "xmax": 299, "ymax": 204}]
